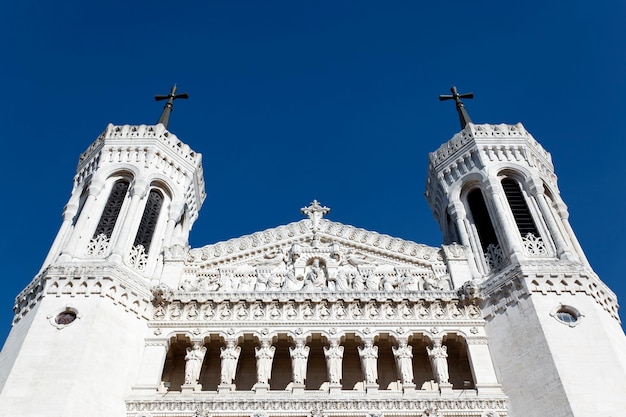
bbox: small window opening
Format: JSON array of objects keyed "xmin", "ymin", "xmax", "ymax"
[
  {"xmin": 467, "ymin": 189, "xmax": 499, "ymax": 252},
  {"xmin": 93, "ymin": 180, "xmax": 129, "ymax": 238},
  {"xmin": 133, "ymin": 189, "xmax": 164, "ymax": 253},
  {"xmin": 501, "ymin": 178, "xmax": 539, "ymax": 237}
]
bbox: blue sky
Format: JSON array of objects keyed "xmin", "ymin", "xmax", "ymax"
[{"xmin": 0, "ymin": 1, "xmax": 625, "ymax": 342}]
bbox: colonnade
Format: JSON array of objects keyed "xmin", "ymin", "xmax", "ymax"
[{"xmin": 156, "ymin": 333, "xmax": 484, "ymax": 393}]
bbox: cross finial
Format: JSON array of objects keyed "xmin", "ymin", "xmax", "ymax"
[
  {"xmin": 301, "ymin": 200, "xmax": 330, "ymax": 231},
  {"xmin": 155, "ymin": 84, "xmax": 189, "ymax": 129},
  {"xmin": 439, "ymin": 86, "xmax": 474, "ymax": 129}
]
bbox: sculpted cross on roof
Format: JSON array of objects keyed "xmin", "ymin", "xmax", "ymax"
[{"xmin": 300, "ymin": 200, "xmax": 330, "ymax": 231}]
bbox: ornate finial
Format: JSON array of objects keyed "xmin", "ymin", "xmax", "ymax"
[
  {"xmin": 439, "ymin": 86, "xmax": 474, "ymax": 129},
  {"xmin": 155, "ymin": 84, "xmax": 189, "ymax": 129},
  {"xmin": 301, "ymin": 200, "xmax": 330, "ymax": 231}
]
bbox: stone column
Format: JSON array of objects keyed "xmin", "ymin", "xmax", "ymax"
[
  {"xmin": 392, "ymin": 339, "xmax": 415, "ymax": 392},
  {"xmin": 289, "ymin": 339, "xmax": 310, "ymax": 393},
  {"xmin": 132, "ymin": 339, "xmax": 169, "ymax": 395},
  {"xmin": 58, "ymin": 179, "xmax": 105, "ymax": 261},
  {"xmin": 323, "ymin": 339, "xmax": 344, "ymax": 394},
  {"xmin": 465, "ymin": 338, "xmax": 502, "ymax": 395},
  {"xmin": 533, "ymin": 191, "xmax": 574, "ymax": 260},
  {"xmin": 484, "ymin": 178, "xmax": 524, "ymax": 260},
  {"xmin": 254, "ymin": 340, "xmax": 275, "ymax": 393},
  {"xmin": 358, "ymin": 340, "xmax": 379, "ymax": 393},
  {"xmin": 109, "ymin": 178, "xmax": 149, "ymax": 263}
]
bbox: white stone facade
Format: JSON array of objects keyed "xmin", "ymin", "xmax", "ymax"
[{"xmin": 0, "ymin": 120, "xmax": 624, "ymax": 417}]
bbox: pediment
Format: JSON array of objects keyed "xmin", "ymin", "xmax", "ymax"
[{"xmin": 166, "ymin": 217, "xmax": 455, "ymax": 294}]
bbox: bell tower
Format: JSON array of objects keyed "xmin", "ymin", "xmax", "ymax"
[
  {"xmin": 0, "ymin": 87, "xmax": 205, "ymax": 416},
  {"xmin": 426, "ymin": 87, "xmax": 626, "ymax": 416}
]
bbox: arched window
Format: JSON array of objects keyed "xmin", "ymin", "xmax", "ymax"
[
  {"xmin": 93, "ymin": 180, "xmax": 129, "ymax": 239},
  {"xmin": 501, "ymin": 178, "xmax": 539, "ymax": 237},
  {"xmin": 466, "ymin": 188, "xmax": 498, "ymax": 252},
  {"xmin": 133, "ymin": 189, "xmax": 164, "ymax": 253}
]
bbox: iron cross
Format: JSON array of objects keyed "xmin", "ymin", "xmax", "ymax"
[
  {"xmin": 439, "ymin": 86, "xmax": 474, "ymax": 129},
  {"xmin": 155, "ymin": 85, "xmax": 189, "ymax": 129}
]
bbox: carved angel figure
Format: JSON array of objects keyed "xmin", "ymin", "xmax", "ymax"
[
  {"xmin": 220, "ymin": 341, "xmax": 241, "ymax": 384},
  {"xmin": 323, "ymin": 340, "xmax": 344, "ymax": 384},
  {"xmin": 289, "ymin": 340, "xmax": 310, "ymax": 384},
  {"xmin": 358, "ymin": 341, "xmax": 378, "ymax": 384},
  {"xmin": 392, "ymin": 341, "xmax": 414, "ymax": 384},
  {"xmin": 427, "ymin": 342, "xmax": 449, "ymax": 384},
  {"xmin": 255, "ymin": 340, "xmax": 276, "ymax": 384},
  {"xmin": 184, "ymin": 343, "xmax": 207, "ymax": 385}
]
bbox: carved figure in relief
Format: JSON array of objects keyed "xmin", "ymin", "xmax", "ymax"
[
  {"xmin": 427, "ymin": 342, "xmax": 449, "ymax": 384},
  {"xmin": 289, "ymin": 340, "xmax": 310, "ymax": 384},
  {"xmin": 358, "ymin": 341, "xmax": 379, "ymax": 384},
  {"xmin": 267, "ymin": 272, "xmax": 285, "ymax": 291},
  {"xmin": 283, "ymin": 266, "xmax": 304, "ymax": 291},
  {"xmin": 180, "ymin": 276, "xmax": 196, "ymax": 291},
  {"xmin": 255, "ymin": 340, "xmax": 276, "ymax": 384},
  {"xmin": 195, "ymin": 276, "xmax": 210, "ymax": 292},
  {"xmin": 254, "ymin": 272, "xmax": 269, "ymax": 291},
  {"xmin": 335, "ymin": 268, "xmax": 354, "ymax": 291},
  {"xmin": 323, "ymin": 340, "xmax": 344, "ymax": 384},
  {"xmin": 382, "ymin": 274, "xmax": 398, "ymax": 291},
  {"xmin": 220, "ymin": 341, "xmax": 241, "ymax": 384},
  {"xmin": 365, "ymin": 273, "xmax": 381, "ymax": 291},
  {"xmin": 352, "ymin": 273, "xmax": 365, "ymax": 291},
  {"xmin": 392, "ymin": 341, "xmax": 414, "ymax": 384},
  {"xmin": 304, "ymin": 258, "xmax": 327, "ymax": 290},
  {"xmin": 184, "ymin": 342, "xmax": 207, "ymax": 385},
  {"xmin": 259, "ymin": 250, "xmax": 287, "ymax": 267},
  {"xmin": 238, "ymin": 274, "xmax": 256, "ymax": 291},
  {"xmin": 219, "ymin": 271, "xmax": 234, "ymax": 291},
  {"xmin": 186, "ymin": 303, "xmax": 199, "ymax": 320},
  {"xmin": 400, "ymin": 272, "xmax": 419, "ymax": 292}
]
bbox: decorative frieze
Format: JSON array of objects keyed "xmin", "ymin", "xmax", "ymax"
[
  {"xmin": 150, "ymin": 298, "xmax": 482, "ymax": 324},
  {"xmin": 125, "ymin": 397, "xmax": 508, "ymax": 416}
]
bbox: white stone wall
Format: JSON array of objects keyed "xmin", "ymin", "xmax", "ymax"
[
  {"xmin": 485, "ymin": 290, "xmax": 626, "ymax": 417},
  {"xmin": 0, "ymin": 295, "xmax": 148, "ymax": 417}
]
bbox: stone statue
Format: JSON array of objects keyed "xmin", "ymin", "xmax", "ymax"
[
  {"xmin": 255, "ymin": 340, "xmax": 276, "ymax": 384},
  {"xmin": 358, "ymin": 341, "xmax": 378, "ymax": 384},
  {"xmin": 289, "ymin": 340, "xmax": 310, "ymax": 384},
  {"xmin": 304, "ymin": 258, "xmax": 327, "ymax": 290},
  {"xmin": 220, "ymin": 340, "xmax": 241, "ymax": 384},
  {"xmin": 392, "ymin": 341, "xmax": 414, "ymax": 384},
  {"xmin": 323, "ymin": 340, "xmax": 344, "ymax": 384},
  {"xmin": 427, "ymin": 342, "xmax": 449, "ymax": 384},
  {"xmin": 184, "ymin": 342, "xmax": 207, "ymax": 385}
]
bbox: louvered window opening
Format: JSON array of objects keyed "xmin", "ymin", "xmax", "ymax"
[
  {"xmin": 467, "ymin": 189, "xmax": 499, "ymax": 252},
  {"xmin": 133, "ymin": 190, "xmax": 164, "ymax": 253},
  {"xmin": 501, "ymin": 179, "xmax": 539, "ymax": 236},
  {"xmin": 93, "ymin": 181, "xmax": 129, "ymax": 238}
]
